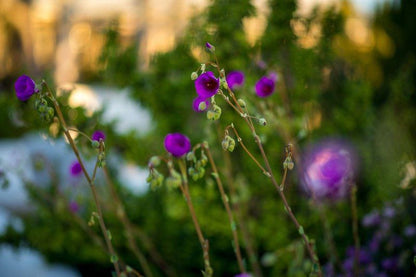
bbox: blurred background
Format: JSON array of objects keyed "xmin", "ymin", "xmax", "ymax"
[{"xmin": 1, "ymin": 0, "xmax": 416, "ymax": 276}]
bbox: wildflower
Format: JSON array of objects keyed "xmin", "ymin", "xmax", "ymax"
[
  {"xmin": 205, "ymin": 42, "xmax": 215, "ymax": 52},
  {"xmin": 362, "ymin": 210, "xmax": 381, "ymax": 227},
  {"xmin": 92, "ymin": 130, "xmax": 106, "ymax": 142},
  {"xmin": 300, "ymin": 139, "xmax": 356, "ymax": 200},
  {"xmin": 14, "ymin": 75, "xmax": 37, "ymax": 101},
  {"xmin": 164, "ymin": 133, "xmax": 191, "ymax": 158},
  {"xmin": 404, "ymin": 225, "xmax": 416, "ymax": 237},
  {"xmin": 192, "ymin": 96, "xmax": 210, "ymax": 112},
  {"xmin": 70, "ymin": 161, "xmax": 82, "ymax": 176},
  {"xmin": 234, "ymin": 274, "xmax": 252, "ymax": 277},
  {"xmin": 226, "ymin": 71, "xmax": 245, "ymax": 90},
  {"xmin": 255, "ymin": 76, "xmax": 275, "ymax": 97},
  {"xmin": 69, "ymin": 201, "xmax": 80, "ymax": 213},
  {"xmin": 195, "ymin": 71, "xmax": 219, "ymax": 98}
]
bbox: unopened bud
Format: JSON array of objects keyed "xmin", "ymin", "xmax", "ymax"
[
  {"xmin": 259, "ymin": 118, "xmax": 267, "ymax": 126},
  {"xmin": 191, "ymin": 72, "xmax": 198, "ymax": 80},
  {"xmin": 149, "ymin": 156, "xmax": 161, "ymax": 167},
  {"xmin": 237, "ymin": 99, "xmax": 246, "ymax": 108},
  {"xmin": 198, "ymin": 101, "xmax": 207, "ymax": 111},
  {"xmin": 201, "ymin": 63, "xmax": 206, "ymax": 72}
]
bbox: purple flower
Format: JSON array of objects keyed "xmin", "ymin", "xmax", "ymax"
[
  {"xmin": 195, "ymin": 71, "xmax": 219, "ymax": 98},
  {"xmin": 192, "ymin": 96, "xmax": 210, "ymax": 112},
  {"xmin": 205, "ymin": 42, "xmax": 215, "ymax": 52},
  {"xmin": 404, "ymin": 225, "xmax": 416, "ymax": 237},
  {"xmin": 15, "ymin": 75, "xmax": 37, "ymax": 101},
  {"xmin": 255, "ymin": 76, "xmax": 275, "ymax": 97},
  {"xmin": 69, "ymin": 201, "xmax": 80, "ymax": 213},
  {"xmin": 164, "ymin": 133, "xmax": 191, "ymax": 158},
  {"xmin": 92, "ymin": 130, "xmax": 106, "ymax": 142},
  {"xmin": 226, "ymin": 71, "xmax": 245, "ymax": 90},
  {"xmin": 362, "ymin": 210, "xmax": 381, "ymax": 227},
  {"xmin": 300, "ymin": 139, "xmax": 356, "ymax": 200},
  {"xmin": 70, "ymin": 161, "xmax": 82, "ymax": 176},
  {"xmin": 234, "ymin": 274, "xmax": 252, "ymax": 277},
  {"xmin": 381, "ymin": 257, "xmax": 398, "ymax": 271}
]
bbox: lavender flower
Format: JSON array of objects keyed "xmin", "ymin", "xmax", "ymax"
[
  {"xmin": 234, "ymin": 274, "xmax": 252, "ymax": 277},
  {"xmin": 70, "ymin": 161, "xmax": 82, "ymax": 176},
  {"xmin": 195, "ymin": 71, "xmax": 219, "ymax": 98},
  {"xmin": 255, "ymin": 76, "xmax": 275, "ymax": 97},
  {"xmin": 300, "ymin": 139, "xmax": 356, "ymax": 200},
  {"xmin": 92, "ymin": 130, "xmax": 106, "ymax": 142},
  {"xmin": 192, "ymin": 96, "xmax": 210, "ymax": 112},
  {"xmin": 362, "ymin": 210, "xmax": 381, "ymax": 227},
  {"xmin": 404, "ymin": 225, "xmax": 416, "ymax": 237},
  {"xmin": 14, "ymin": 75, "xmax": 37, "ymax": 101},
  {"xmin": 226, "ymin": 71, "xmax": 245, "ymax": 90},
  {"xmin": 164, "ymin": 133, "xmax": 191, "ymax": 158}
]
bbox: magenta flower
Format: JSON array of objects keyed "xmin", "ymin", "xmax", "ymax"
[
  {"xmin": 300, "ymin": 139, "xmax": 356, "ymax": 201},
  {"xmin": 255, "ymin": 76, "xmax": 275, "ymax": 97},
  {"xmin": 226, "ymin": 71, "xmax": 245, "ymax": 90},
  {"xmin": 14, "ymin": 75, "xmax": 37, "ymax": 101},
  {"xmin": 92, "ymin": 130, "xmax": 106, "ymax": 141},
  {"xmin": 192, "ymin": 96, "xmax": 210, "ymax": 112},
  {"xmin": 164, "ymin": 133, "xmax": 191, "ymax": 157},
  {"xmin": 70, "ymin": 161, "xmax": 82, "ymax": 176},
  {"xmin": 195, "ymin": 71, "xmax": 219, "ymax": 98}
]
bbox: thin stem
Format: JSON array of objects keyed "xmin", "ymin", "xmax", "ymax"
[
  {"xmin": 220, "ymin": 83, "xmax": 322, "ymax": 275},
  {"xmin": 103, "ymin": 165, "xmax": 175, "ymax": 277},
  {"xmin": 177, "ymin": 159, "xmax": 213, "ymax": 276},
  {"xmin": 43, "ymin": 81, "xmax": 121, "ymax": 276},
  {"xmin": 227, "ymin": 125, "xmax": 268, "ymax": 176},
  {"xmin": 350, "ymin": 184, "xmax": 360, "ymax": 276},
  {"xmin": 202, "ymin": 144, "xmax": 245, "ymax": 273},
  {"xmin": 219, "ymin": 125, "xmax": 263, "ymax": 277}
]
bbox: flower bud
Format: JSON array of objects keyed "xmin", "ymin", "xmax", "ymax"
[
  {"xmin": 191, "ymin": 72, "xmax": 198, "ymax": 80},
  {"xmin": 222, "ymin": 135, "xmax": 235, "ymax": 152},
  {"xmin": 237, "ymin": 99, "xmax": 246, "ymax": 108},
  {"xmin": 258, "ymin": 118, "xmax": 267, "ymax": 126},
  {"xmin": 283, "ymin": 157, "xmax": 294, "ymax": 170},
  {"xmin": 205, "ymin": 42, "xmax": 215, "ymax": 52},
  {"xmin": 149, "ymin": 156, "xmax": 161, "ymax": 167},
  {"xmin": 91, "ymin": 140, "xmax": 100, "ymax": 148},
  {"xmin": 198, "ymin": 101, "xmax": 207, "ymax": 111},
  {"xmin": 201, "ymin": 63, "xmax": 206, "ymax": 72}
]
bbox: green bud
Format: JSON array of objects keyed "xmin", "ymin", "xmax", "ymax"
[
  {"xmin": 47, "ymin": 107, "xmax": 54, "ymax": 117},
  {"xmin": 38, "ymin": 105, "xmax": 47, "ymax": 113},
  {"xmin": 228, "ymin": 138, "xmax": 235, "ymax": 152},
  {"xmin": 200, "ymin": 153, "xmax": 208, "ymax": 166},
  {"xmin": 220, "ymin": 79, "xmax": 228, "ymax": 90},
  {"xmin": 222, "ymin": 135, "xmax": 235, "ymax": 152},
  {"xmin": 188, "ymin": 167, "xmax": 195, "ymax": 176},
  {"xmin": 198, "ymin": 167, "xmax": 205, "ymax": 178},
  {"xmin": 149, "ymin": 156, "xmax": 161, "ymax": 166},
  {"xmin": 91, "ymin": 140, "xmax": 100, "ymax": 148},
  {"xmin": 207, "ymin": 110, "xmax": 215, "ymax": 120},
  {"xmin": 186, "ymin": 152, "xmax": 196, "ymax": 162},
  {"xmin": 258, "ymin": 118, "xmax": 267, "ymax": 126},
  {"xmin": 283, "ymin": 157, "xmax": 294, "ymax": 170},
  {"xmin": 191, "ymin": 72, "xmax": 198, "ymax": 80},
  {"xmin": 221, "ymin": 138, "xmax": 229, "ymax": 151},
  {"xmin": 237, "ymin": 99, "xmax": 246, "ymax": 108},
  {"xmin": 212, "ymin": 104, "xmax": 221, "ymax": 120}
]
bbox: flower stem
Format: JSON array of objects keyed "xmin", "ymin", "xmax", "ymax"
[
  {"xmin": 219, "ymin": 82, "xmax": 322, "ymax": 275},
  {"xmin": 350, "ymin": 184, "xmax": 360, "ymax": 276},
  {"xmin": 202, "ymin": 144, "xmax": 245, "ymax": 273},
  {"xmin": 43, "ymin": 81, "xmax": 121, "ymax": 276},
  {"xmin": 103, "ymin": 165, "xmax": 176, "ymax": 277},
  {"xmin": 177, "ymin": 159, "xmax": 213, "ymax": 277}
]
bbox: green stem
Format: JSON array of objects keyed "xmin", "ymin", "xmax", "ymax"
[
  {"xmin": 202, "ymin": 144, "xmax": 245, "ymax": 273},
  {"xmin": 177, "ymin": 159, "xmax": 213, "ymax": 277},
  {"xmin": 351, "ymin": 184, "xmax": 360, "ymax": 276}
]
